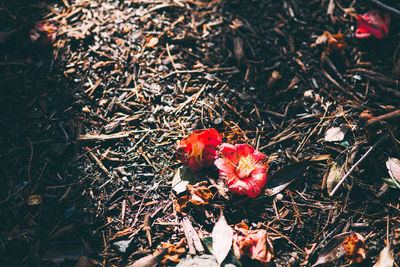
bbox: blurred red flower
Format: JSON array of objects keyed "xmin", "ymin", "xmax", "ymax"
[
  {"xmin": 355, "ymin": 10, "xmax": 390, "ymax": 39},
  {"xmin": 233, "ymin": 223, "xmax": 273, "ymax": 264},
  {"xmin": 176, "ymin": 129, "xmax": 222, "ymax": 172},
  {"xmin": 214, "ymin": 143, "xmax": 269, "ymax": 198},
  {"xmin": 29, "ymin": 21, "xmax": 57, "ymax": 45}
]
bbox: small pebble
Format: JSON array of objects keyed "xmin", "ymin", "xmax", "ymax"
[
  {"xmin": 275, "ymin": 193, "xmax": 284, "ymax": 201},
  {"xmin": 82, "ymin": 106, "xmax": 91, "ymax": 113},
  {"xmin": 303, "ymin": 89, "xmax": 313, "ymax": 99}
]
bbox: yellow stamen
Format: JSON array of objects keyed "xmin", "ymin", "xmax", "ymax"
[
  {"xmin": 236, "ymin": 155, "xmax": 258, "ymax": 179},
  {"xmin": 191, "ymin": 143, "xmax": 204, "ymax": 163}
]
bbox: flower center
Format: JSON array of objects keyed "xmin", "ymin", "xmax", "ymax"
[
  {"xmin": 236, "ymin": 155, "xmax": 257, "ymax": 179},
  {"xmin": 191, "ymin": 143, "xmax": 204, "ymax": 163}
]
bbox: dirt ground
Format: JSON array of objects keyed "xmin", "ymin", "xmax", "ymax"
[{"xmin": 1, "ymin": 0, "xmax": 400, "ymax": 266}]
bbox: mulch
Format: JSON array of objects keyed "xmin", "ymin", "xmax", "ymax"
[{"xmin": 1, "ymin": 0, "xmax": 400, "ymax": 266}]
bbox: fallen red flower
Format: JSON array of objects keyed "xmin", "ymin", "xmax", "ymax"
[
  {"xmin": 176, "ymin": 129, "xmax": 222, "ymax": 172},
  {"xmin": 29, "ymin": 21, "xmax": 57, "ymax": 45},
  {"xmin": 355, "ymin": 10, "xmax": 390, "ymax": 39},
  {"xmin": 233, "ymin": 223, "xmax": 273, "ymax": 264},
  {"xmin": 214, "ymin": 143, "xmax": 269, "ymax": 198}
]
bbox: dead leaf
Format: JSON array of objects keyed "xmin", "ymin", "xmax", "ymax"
[
  {"xmin": 342, "ymin": 233, "xmax": 367, "ymax": 264},
  {"xmin": 386, "ymin": 157, "xmax": 400, "ymax": 188},
  {"xmin": 311, "ymin": 232, "xmax": 366, "ymax": 266},
  {"xmin": 265, "ymin": 161, "xmax": 309, "ymax": 196},
  {"xmin": 373, "ymin": 246, "xmax": 394, "ymax": 267},
  {"xmin": 128, "ymin": 248, "xmax": 168, "ymax": 267},
  {"xmin": 176, "ymin": 254, "xmax": 219, "ymax": 267},
  {"xmin": 324, "ymin": 126, "xmax": 348, "ymax": 142},
  {"xmin": 172, "ymin": 166, "xmax": 195, "ymax": 195},
  {"xmin": 326, "ymin": 162, "xmax": 342, "ymax": 194},
  {"xmin": 311, "ymin": 232, "xmax": 350, "ymax": 266},
  {"xmin": 161, "ymin": 238, "xmax": 186, "ymax": 265},
  {"xmin": 312, "ymin": 31, "xmax": 346, "ymax": 53},
  {"xmin": 212, "ymin": 214, "xmax": 233, "ymax": 265},
  {"xmin": 174, "ymin": 182, "xmax": 213, "ymax": 214}
]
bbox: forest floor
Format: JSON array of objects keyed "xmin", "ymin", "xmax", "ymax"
[{"xmin": 1, "ymin": 0, "xmax": 400, "ymax": 266}]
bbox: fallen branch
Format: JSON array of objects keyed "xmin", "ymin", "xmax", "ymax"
[
  {"xmin": 181, "ymin": 217, "xmax": 204, "ymax": 255},
  {"xmin": 77, "ymin": 132, "xmax": 130, "ymax": 141},
  {"xmin": 366, "ymin": 109, "xmax": 400, "ymax": 126}
]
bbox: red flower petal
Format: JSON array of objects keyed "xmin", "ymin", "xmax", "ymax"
[
  {"xmin": 214, "ymin": 158, "xmax": 236, "ymax": 174},
  {"xmin": 219, "ymin": 143, "xmax": 239, "ymax": 166},
  {"xmin": 233, "ymin": 224, "xmax": 273, "ymax": 264},
  {"xmin": 355, "ymin": 10, "xmax": 390, "ymax": 39},
  {"xmin": 176, "ymin": 129, "xmax": 222, "ymax": 172},
  {"xmin": 236, "ymin": 144, "xmax": 255, "ymax": 159}
]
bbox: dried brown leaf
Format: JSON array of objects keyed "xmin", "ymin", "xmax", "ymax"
[
  {"xmin": 265, "ymin": 161, "xmax": 309, "ymax": 196},
  {"xmin": 326, "ymin": 162, "xmax": 342, "ymax": 194},
  {"xmin": 311, "ymin": 232, "xmax": 349, "ymax": 266}
]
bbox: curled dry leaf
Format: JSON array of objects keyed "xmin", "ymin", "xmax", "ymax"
[
  {"xmin": 373, "ymin": 246, "xmax": 394, "ymax": 267},
  {"xmin": 312, "ymin": 31, "xmax": 346, "ymax": 54},
  {"xmin": 342, "ymin": 232, "xmax": 367, "ymax": 264},
  {"xmin": 174, "ymin": 182, "xmax": 213, "ymax": 214},
  {"xmin": 233, "ymin": 223, "xmax": 273, "ymax": 264},
  {"xmin": 161, "ymin": 238, "xmax": 187, "ymax": 265},
  {"xmin": 265, "ymin": 161, "xmax": 309, "ymax": 196},
  {"xmin": 326, "ymin": 162, "xmax": 342, "ymax": 194},
  {"xmin": 212, "ymin": 214, "xmax": 233, "ymax": 265},
  {"xmin": 386, "ymin": 157, "xmax": 400, "ymax": 188},
  {"xmin": 324, "ymin": 126, "xmax": 348, "ymax": 142},
  {"xmin": 311, "ymin": 232, "xmax": 353, "ymax": 266}
]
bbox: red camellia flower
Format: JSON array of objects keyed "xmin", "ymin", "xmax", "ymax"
[
  {"xmin": 214, "ymin": 143, "xmax": 269, "ymax": 198},
  {"xmin": 176, "ymin": 129, "xmax": 222, "ymax": 172},
  {"xmin": 29, "ymin": 21, "xmax": 57, "ymax": 45},
  {"xmin": 355, "ymin": 10, "xmax": 390, "ymax": 39}
]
